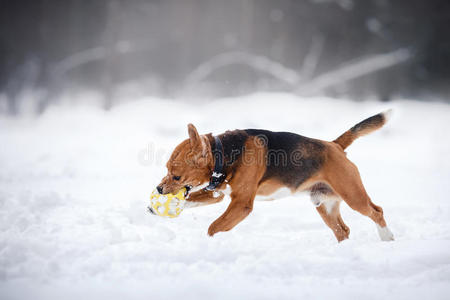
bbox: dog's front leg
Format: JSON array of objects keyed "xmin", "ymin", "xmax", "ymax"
[
  {"xmin": 207, "ymin": 194, "xmax": 255, "ymax": 236},
  {"xmin": 207, "ymin": 136, "xmax": 266, "ymax": 236},
  {"xmin": 185, "ymin": 189, "xmax": 224, "ymax": 208},
  {"xmin": 207, "ymin": 175, "xmax": 260, "ymax": 236}
]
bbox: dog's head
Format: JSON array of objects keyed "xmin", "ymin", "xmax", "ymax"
[{"xmin": 156, "ymin": 124, "xmax": 213, "ymax": 195}]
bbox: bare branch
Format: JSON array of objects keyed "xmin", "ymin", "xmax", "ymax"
[
  {"xmin": 184, "ymin": 51, "xmax": 301, "ymax": 88},
  {"xmin": 296, "ymin": 48, "xmax": 412, "ymax": 96},
  {"xmin": 299, "ymin": 35, "xmax": 325, "ymax": 80}
]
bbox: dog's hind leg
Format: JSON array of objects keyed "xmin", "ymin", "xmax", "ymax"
[
  {"xmin": 324, "ymin": 151, "xmax": 394, "ymax": 241},
  {"xmin": 311, "ymin": 183, "xmax": 350, "ymax": 242}
]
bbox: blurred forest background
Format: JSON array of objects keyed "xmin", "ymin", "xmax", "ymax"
[{"xmin": 0, "ymin": 0, "xmax": 449, "ymax": 114}]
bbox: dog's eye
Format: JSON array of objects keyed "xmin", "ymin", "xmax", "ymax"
[{"xmin": 173, "ymin": 175, "xmax": 181, "ymax": 181}]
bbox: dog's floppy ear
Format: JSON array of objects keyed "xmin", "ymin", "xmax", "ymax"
[{"xmin": 187, "ymin": 123, "xmax": 207, "ymax": 156}]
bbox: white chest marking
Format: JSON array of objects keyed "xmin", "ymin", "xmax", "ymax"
[{"xmin": 221, "ymin": 185, "xmax": 232, "ymax": 197}]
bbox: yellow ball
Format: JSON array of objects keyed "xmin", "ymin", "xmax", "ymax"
[{"xmin": 149, "ymin": 188, "xmax": 187, "ymax": 218}]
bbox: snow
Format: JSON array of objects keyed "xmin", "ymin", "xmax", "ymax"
[{"xmin": 0, "ymin": 93, "xmax": 449, "ymax": 299}]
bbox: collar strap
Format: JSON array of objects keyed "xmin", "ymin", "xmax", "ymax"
[{"xmin": 205, "ymin": 136, "xmax": 226, "ymax": 191}]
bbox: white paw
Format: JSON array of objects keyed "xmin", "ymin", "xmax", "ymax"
[{"xmin": 377, "ymin": 225, "xmax": 394, "ymax": 241}]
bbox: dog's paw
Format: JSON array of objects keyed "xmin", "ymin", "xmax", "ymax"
[
  {"xmin": 377, "ymin": 225, "xmax": 394, "ymax": 241},
  {"xmin": 208, "ymin": 225, "xmax": 216, "ymax": 237},
  {"xmin": 207, "ymin": 224, "xmax": 218, "ymax": 237}
]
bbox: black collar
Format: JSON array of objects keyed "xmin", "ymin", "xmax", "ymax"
[{"xmin": 205, "ymin": 136, "xmax": 226, "ymax": 191}]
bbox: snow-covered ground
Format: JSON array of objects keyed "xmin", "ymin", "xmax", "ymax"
[{"xmin": 0, "ymin": 93, "xmax": 449, "ymax": 300}]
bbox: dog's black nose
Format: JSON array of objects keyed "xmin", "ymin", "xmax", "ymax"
[{"xmin": 156, "ymin": 186, "xmax": 163, "ymax": 194}]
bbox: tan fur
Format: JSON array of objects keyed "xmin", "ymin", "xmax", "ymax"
[
  {"xmin": 158, "ymin": 125, "xmax": 213, "ymax": 195},
  {"xmin": 256, "ymin": 179, "xmax": 286, "ymax": 196}
]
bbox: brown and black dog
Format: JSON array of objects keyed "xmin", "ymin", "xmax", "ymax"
[{"xmin": 157, "ymin": 111, "xmax": 394, "ymax": 242}]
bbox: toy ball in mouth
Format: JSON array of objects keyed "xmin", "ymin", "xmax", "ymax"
[{"xmin": 148, "ymin": 188, "xmax": 187, "ymax": 218}]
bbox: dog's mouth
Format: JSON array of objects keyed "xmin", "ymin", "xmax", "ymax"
[{"xmin": 184, "ymin": 185, "xmax": 192, "ymax": 196}]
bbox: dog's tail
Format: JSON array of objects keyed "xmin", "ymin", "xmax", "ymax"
[{"xmin": 333, "ymin": 110, "xmax": 392, "ymax": 150}]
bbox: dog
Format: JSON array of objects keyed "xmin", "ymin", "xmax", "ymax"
[{"xmin": 156, "ymin": 111, "xmax": 394, "ymax": 242}]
